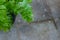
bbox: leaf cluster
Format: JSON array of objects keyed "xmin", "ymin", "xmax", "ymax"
[{"xmin": 0, "ymin": 0, "xmax": 33, "ymax": 32}]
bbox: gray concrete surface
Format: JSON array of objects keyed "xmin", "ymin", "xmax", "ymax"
[
  {"xmin": 0, "ymin": 21, "xmax": 58, "ymax": 40},
  {"xmin": 0, "ymin": 0, "xmax": 60, "ymax": 40}
]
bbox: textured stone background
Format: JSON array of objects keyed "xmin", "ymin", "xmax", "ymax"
[{"xmin": 0, "ymin": 0, "xmax": 60, "ymax": 40}]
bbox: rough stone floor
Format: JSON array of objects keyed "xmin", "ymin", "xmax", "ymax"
[{"xmin": 0, "ymin": 0, "xmax": 60, "ymax": 40}]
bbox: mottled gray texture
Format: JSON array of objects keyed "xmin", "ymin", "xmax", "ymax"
[
  {"xmin": 18, "ymin": 21, "xmax": 58, "ymax": 40},
  {"xmin": 0, "ymin": 21, "xmax": 58, "ymax": 40},
  {"xmin": 0, "ymin": 0, "xmax": 60, "ymax": 40},
  {"xmin": 32, "ymin": 0, "xmax": 52, "ymax": 21}
]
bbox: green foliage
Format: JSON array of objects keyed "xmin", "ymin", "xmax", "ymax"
[
  {"xmin": 0, "ymin": 5, "xmax": 13, "ymax": 32},
  {"xmin": 14, "ymin": 0, "xmax": 33, "ymax": 22},
  {"xmin": 0, "ymin": 0, "xmax": 6, "ymax": 4},
  {"xmin": 0, "ymin": 0, "xmax": 33, "ymax": 32}
]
